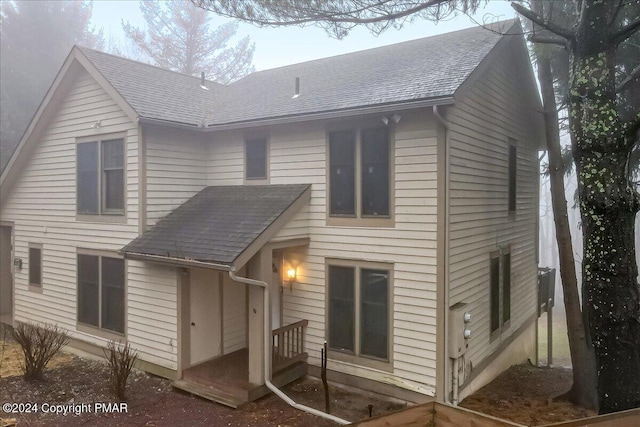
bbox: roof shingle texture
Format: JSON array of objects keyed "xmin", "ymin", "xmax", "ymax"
[
  {"xmin": 78, "ymin": 20, "xmax": 515, "ymax": 127},
  {"xmin": 121, "ymin": 184, "xmax": 310, "ymax": 265}
]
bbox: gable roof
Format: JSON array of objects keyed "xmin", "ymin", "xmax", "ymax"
[
  {"xmin": 121, "ymin": 184, "xmax": 311, "ymax": 270},
  {"xmin": 1, "ymin": 19, "xmax": 523, "ymax": 191},
  {"xmin": 78, "ymin": 19, "xmax": 517, "ymax": 129},
  {"xmin": 78, "ymin": 48, "xmax": 223, "ymax": 127}
]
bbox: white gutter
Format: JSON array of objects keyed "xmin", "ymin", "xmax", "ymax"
[
  {"xmin": 138, "ymin": 97, "xmax": 455, "ymax": 133},
  {"xmin": 122, "ymin": 252, "xmax": 232, "ymax": 271},
  {"xmin": 228, "ymin": 269, "xmax": 350, "ymax": 425}
]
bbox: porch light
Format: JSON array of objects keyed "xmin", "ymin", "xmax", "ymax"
[{"xmin": 286, "ymin": 267, "xmax": 296, "ymax": 283}]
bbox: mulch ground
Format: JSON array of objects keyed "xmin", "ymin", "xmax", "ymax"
[
  {"xmin": 460, "ymin": 364, "xmax": 597, "ymax": 426},
  {"xmin": 0, "ymin": 324, "xmax": 404, "ymax": 426},
  {"xmin": 2, "ymin": 322, "xmax": 612, "ymax": 427}
]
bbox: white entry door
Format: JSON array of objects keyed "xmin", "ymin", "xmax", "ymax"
[{"xmin": 189, "ymin": 268, "xmax": 221, "ymax": 365}]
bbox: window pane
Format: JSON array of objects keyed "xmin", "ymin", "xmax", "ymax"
[
  {"xmin": 29, "ymin": 247, "xmax": 41, "ymax": 286},
  {"xmin": 78, "ymin": 254, "xmax": 99, "ymax": 327},
  {"xmin": 360, "ymin": 269, "xmax": 388, "ymax": 359},
  {"xmin": 508, "ymin": 144, "xmax": 517, "ymax": 212},
  {"xmin": 102, "ymin": 140, "xmax": 124, "ymax": 211},
  {"xmin": 502, "ymin": 253, "xmax": 511, "ymax": 324},
  {"xmin": 361, "ymin": 128, "xmax": 389, "ymax": 216},
  {"xmin": 101, "ymin": 257, "xmax": 125, "ymax": 334},
  {"xmin": 77, "ymin": 142, "xmax": 98, "ymax": 214},
  {"xmin": 102, "ymin": 139, "xmax": 124, "ymax": 169},
  {"xmin": 490, "ymin": 256, "xmax": 500, "ymax": 333},
  {"xmin": 329, "ymin": 132, "xmax": 355, "ymax": 215},
  {"xmin": 104, "ymin": 169, "xmax": 124, "ymax": 210},
  {"xmin": 328, "ymin": 265, "xmax": 355, "ymax": 352},
  {"xmin": 246, "ymin": 138, "xmax": 267, "ymax": 179}
]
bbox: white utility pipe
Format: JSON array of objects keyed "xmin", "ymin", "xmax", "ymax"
[
  {"xmin": 229, "ymin": 270, "xmax": 351, "ymax": 425},
  {"xmin": 452, "ymin": 357, "xmax": 459, "ymax": 406}
]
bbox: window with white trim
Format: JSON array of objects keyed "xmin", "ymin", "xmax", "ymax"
[{"xmin": 77, "ymin": 138, "xmax": 124, "ymax": 214}]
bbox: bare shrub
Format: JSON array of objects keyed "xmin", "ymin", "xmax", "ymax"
[
  {"xmin": 104, "ymin": 340, "xmax": 138, "ymax": 401},
  {"xmin": 10, "ymin": 322, "xmax": 70, "ymax": 380}
]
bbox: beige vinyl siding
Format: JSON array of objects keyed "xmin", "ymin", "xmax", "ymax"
[
  {"xmin": 127, "ymin": 261, "xmax": 178, "ymax": 368},
  {"xmin": 209, "ymin": 111, "xmax": 437, "ymax": 395},
  {"xmin": 0, "ymin": 69, "xmax": 178, "ymax": 370},
  {"xmin": 209, "ymin": 113, "xmax": 439, "ymax": 395},
  {"xmin": 208, "ymin": 134, "xmax": 244, "ymax": 186},
  {"xmin": 145, "ymin": 128, "xmax": 208, "ymax": 226},
  {"xmin": 446, "ymin": 38, "xmax": 542, "ymax": 379},
  {"xmin": 222, "ymin": 273, "xmax": 247, "ymax": 354}
]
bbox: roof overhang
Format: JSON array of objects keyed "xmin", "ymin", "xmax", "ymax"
[
  {"xmin": 123, "ymin": 252, "xmax": 233, "ymax": 271},
  {"xmin": 121, "ymin": 184, "xmax": 312, "ymax": 272},
  {"xmin": 138, "ymin": 96, "xmax": 455, "ymax": 133}
]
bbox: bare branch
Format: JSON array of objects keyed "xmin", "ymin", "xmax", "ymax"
[
  {"xmin": 528, "ymin": 34, "xmax": 569, "ymax": 48},
  {"xmin": 616, "ymin": 64, "xmax": 640, "ymax": 93},
  {"xmin": 511, "ymin": 2, "xmax": 574, "ymax": 41},
  {"xmin": 612, "ymin": 19, "xmax": 640, "ymax": 46}
]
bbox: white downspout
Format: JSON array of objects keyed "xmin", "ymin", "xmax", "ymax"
[
  {"xmin": 433, "ymin": 105, "xmax": 458, "ymax": 405},
  {"xmin": 229, "ymin": 270, "xmax": 350, "ymax": 425}
]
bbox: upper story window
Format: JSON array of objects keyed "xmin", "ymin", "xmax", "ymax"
[
  {"xmin": 508, "ymin": 140, "xmax": 517, "ymax": 214},
  {"xmin": 77, "ymin": 138, "xmax": 124, "ymax": 215},
  {"xmin": 245, "ymin": 137, "xmax": 268, "ymax": 181},
  {"xmin": 328, "ymin": 127, "xmax": 391, "ymax": 225}
]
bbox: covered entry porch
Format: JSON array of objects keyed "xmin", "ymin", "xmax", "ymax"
[
  {"xmin": 175, "ymin": 319, "xmax": 309, "ymax": 407},
  {"xmin": 121, "ymin": 184, "xmax": 312, "ymax": 408}
]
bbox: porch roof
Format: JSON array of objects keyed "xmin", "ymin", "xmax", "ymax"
[{"xmin": 121, "ymin": 184, "xmax": 311, "ymax": 270}]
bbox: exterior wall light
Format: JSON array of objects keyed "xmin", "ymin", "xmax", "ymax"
[{"xmin": 286, "ymin": 267, "xmax": 296, "ymax": 283}]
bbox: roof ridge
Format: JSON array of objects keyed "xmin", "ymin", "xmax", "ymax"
[
  {"xmin": 231, "ymin": 18, "xmax": 516, "ymax": 81},
  {"xmin": 76, "ymin": 45, "xmax": 223, "ymax": 85}
]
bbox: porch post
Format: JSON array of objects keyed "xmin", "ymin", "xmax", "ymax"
[{"xmin": 247, "ymin": 247, "xmax": 271, "ymax": 385}]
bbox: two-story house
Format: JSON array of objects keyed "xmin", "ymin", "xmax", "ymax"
[{"xmin": 0, "ymin": 19, "xmax": 544, "ymax": 408}]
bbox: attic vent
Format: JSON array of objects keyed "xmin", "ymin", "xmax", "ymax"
[
  {"xmin": 292, "ymin": 77, "xmax": 300, "ymax": 98},
  {"xmin": 200, "ymin": 71, "xmax": 209, "ymax": 90}
]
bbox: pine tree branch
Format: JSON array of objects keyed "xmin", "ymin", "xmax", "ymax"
[
  {"xmin": 194, "ymin": 0, "xmax": 453, "ymax": 27},
  {"xmin": 511, "ymin": 2, "xmax": 574, "ymax": 41}
]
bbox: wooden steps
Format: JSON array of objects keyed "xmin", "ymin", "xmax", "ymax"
[{"xmin": 172, "ymin": 379, "xmax": 248, "ymax": 409}]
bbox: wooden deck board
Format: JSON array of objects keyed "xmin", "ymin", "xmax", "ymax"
[{"xmin": 175, "ymin": 348, "xmax": 307, "ymax": 408}]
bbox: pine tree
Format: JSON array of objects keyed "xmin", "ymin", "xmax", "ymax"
[{"xmin": 122, "ymin": 1, "xmax": 254, "ymax": 83}]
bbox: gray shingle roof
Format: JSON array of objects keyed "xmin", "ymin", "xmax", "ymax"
[
  {"xmin": 78, "ymin": 19, "xmax": 516, "ymax": 128},
  {"xmin": 79, "ymin": 48, "xmax": 223, "ymax": 127},
  {"xmin": 121, "ymin": 185, "xmax": 311, "ymax": 266}
]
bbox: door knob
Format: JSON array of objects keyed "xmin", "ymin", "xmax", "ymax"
[{"xmin": 191, "ymin": 322, "xmax": 195, "ymax": 326}]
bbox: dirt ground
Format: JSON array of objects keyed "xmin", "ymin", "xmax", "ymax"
[
  {"xmin": 460, "ymin": 364, "xmax": 596, "ymax": 426},
  {"xmin": 1, "ymin": 322, "xmax": 602, "ymax": 427},
  {"xmin": 0, "ymin": 325, "xmax": 404, "ymax": 426}
]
